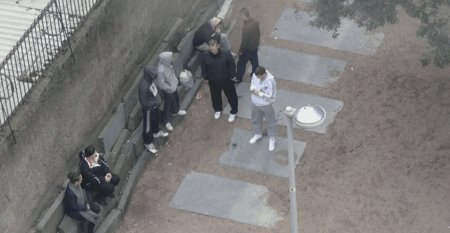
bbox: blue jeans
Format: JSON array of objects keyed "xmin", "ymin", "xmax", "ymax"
[{"xmin": 236, "ymin": 49, "xmax": 259, "ymax": 80}]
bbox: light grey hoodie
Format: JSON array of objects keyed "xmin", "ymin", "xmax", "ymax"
[
  {"xmin": 250, "ymin": 71, "xmax": 276, "ymax": 106},
  {"xmin": 156, "ymin": 52, "xmax": 179, "ymax": 94}
]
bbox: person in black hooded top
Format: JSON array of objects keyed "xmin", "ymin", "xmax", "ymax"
[
  {"xmin": 138, "ymin": 66, "xmax": 169, "ymax": 153},
  {"xmin": 79, "ymin": 145, "xmax": 120, "ymax": 206}
]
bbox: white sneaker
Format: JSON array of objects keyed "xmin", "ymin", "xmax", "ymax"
[
  {"xmin": 269, "ymin": 137, "xmax": 276, "ymax": 151},
  {"xmin": 145, "ymin": 143, "xmax": 158, "ymax": 153},
  {"xmin": 228, "ymin": 114, "xmax": 236, "ymax": 123},
  {"xmin": 176, "ymin": 110, "xmax": 187, "ymax": 116},
  {"xmin": 153, "ymin": 131, "xmax": 169, "ymax": 138},
  {"xmin": 214, "ymin": 111, "xmax": 221, "ymax": 119},
  {"xmin": 249, "ymin": 134, "xmax": 263, "ymax": 144},
  {"xmin": 165, "ymin": 122, "xmax": 174, "ymax": 131}
]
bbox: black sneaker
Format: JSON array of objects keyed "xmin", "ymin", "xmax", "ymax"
[{"xmin": 96, "ymin": 198, "xmax": 108, "ymax": 206}]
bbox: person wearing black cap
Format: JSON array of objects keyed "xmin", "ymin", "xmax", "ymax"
[{"xmin": 78, "ymin": 145, "xmax": 120, "ymax": 206}]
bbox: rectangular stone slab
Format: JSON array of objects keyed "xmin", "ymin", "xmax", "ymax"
[
  {"xmin": 220, "ymin": 128, "xmax": 306, "ymax": 178},
  {"xmin": 259, "ymin": 45, "xmax": 347, "ymax": 87},
  {"xmin": 169, "ymin": 172, "xmax": 282, "ymax": 228},
  {"xmin": 272, "ymin": 8, "xmax": 384, "ymax": 55},
  {"xmin": 224, "ymin": 83, "xmax": 343, "ymax": 133}
]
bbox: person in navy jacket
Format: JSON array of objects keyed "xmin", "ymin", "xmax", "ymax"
[{"xmin": 64, "ymin": 171, "xmax": 100, "ymax": 233}]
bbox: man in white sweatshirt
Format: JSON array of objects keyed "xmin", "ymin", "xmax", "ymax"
[{"xmin": 249, "ymin": 66, "xmax": 277, "ymax": 151}]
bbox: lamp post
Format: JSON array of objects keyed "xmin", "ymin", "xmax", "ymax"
[{"xmin": 284, "ymin": 105, "xmax": 326, "ymax": 233}]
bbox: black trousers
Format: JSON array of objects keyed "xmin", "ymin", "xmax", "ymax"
[
  {"xmin": 85, "ymin": 174, "xmax": 120, "ymax": 200},
  {"xmin": 162, "ymin": 91, "xmax": 180, "ymax": 124},
  {"xmin": 209, "ymin": 79, "xmax": 238, "ymax": 114},
  {"xmin": 236, "ymin": 49, "xmax": 259, "ymax": 80},
  {"xmin": 142, "ymin": 108, "xmax": 160, "ymax": 145}
]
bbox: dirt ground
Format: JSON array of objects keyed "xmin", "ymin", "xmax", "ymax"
[{"xmin": 118, "ymin": 0, "xmax": 450, "ymax": 232}]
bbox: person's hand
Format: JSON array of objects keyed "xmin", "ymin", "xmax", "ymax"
[
  {"xmin": 231, "ymin": 77, "xmax": 240, "ymax": 83},
  {"xmin": 105, "ymin": 174, "xmax": 111, "ymax": 183},
  {"xmin": 87, "ymin": 204, "xmax": 90, "ymax": 210},
  {"xmin": 238, "ymin": 49, "xmax": 243, "ymax": 56}
]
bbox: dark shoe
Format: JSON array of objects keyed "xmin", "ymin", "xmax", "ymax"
[
  {"xmin": 96, "ymin": 198, "xmax": 107, "ymax": 206},
  {"xmin": 109, "ymin": 193, "xmax": 115, "ymax": 198}
]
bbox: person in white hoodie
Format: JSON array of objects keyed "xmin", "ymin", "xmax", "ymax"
[
  {"xmin": 249, "ymin": 66, "xmax": 277, "ymax": 151},
  {"xmin": 156, "ymin": 52, "xmax": 187, "ymax": 131}
]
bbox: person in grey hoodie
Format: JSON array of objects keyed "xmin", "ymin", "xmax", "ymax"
[
  {"xmin": 138, "ymin": 66, "xmax": 169, "ymax": 153},
  {"xmin": 156, "ymin": 52, "xmax": 187, "ymax": 132},
  {"xmin": 249, "ymin": 66, "xmax": 277, "ymax": 151}
]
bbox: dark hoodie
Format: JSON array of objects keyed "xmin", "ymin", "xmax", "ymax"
[
  {"xmin": 78, "ymin": 152, "xmax": 110, "ymax": 189},
  {"xmin": 139, "ymin": 66, "xmax": 161, "ymax": 110}
]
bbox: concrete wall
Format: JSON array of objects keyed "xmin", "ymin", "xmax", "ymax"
[{"xmin": 0, "ymin": 0, "xmax": 212, "ymax": 232}]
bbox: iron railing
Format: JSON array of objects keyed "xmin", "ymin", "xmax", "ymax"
[{"xmin": 0, "ymin": 0, "xmax": 101, "ymax": 130}]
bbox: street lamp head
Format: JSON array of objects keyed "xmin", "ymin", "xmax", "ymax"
[{"xmin": 285, "ymin": 105, "xmax": 326, "ymax": 128}]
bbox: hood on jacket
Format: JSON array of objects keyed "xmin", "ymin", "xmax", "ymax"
[
  {"xmin": 143, "ymin": 66, "xmax": 158, "ymax": 81},
  {"xmin": 159, "ymin": 52, "xmax": 173, "ymax": 67}
]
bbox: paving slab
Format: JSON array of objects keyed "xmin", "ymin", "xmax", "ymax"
[
  {"xmin": 169, "ymin": 172, "xmax": 282, "ymax": 228},
  {"xmin": 272, "ymin": 8, "xmax": 384, "ymax": 55},
  {"xmin": 224, "ymin": 83, "xmax": 343, "ymax": 133},
  {"xmin": 220, "ymin": 128, "xmax": 306, "ymax": 178},
  {"xmin": 259, "ymin": 45, "xmax": 347, "ymax": 87}
]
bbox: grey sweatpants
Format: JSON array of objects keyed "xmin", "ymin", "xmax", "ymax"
[{"xmin": 251, "ymin": 103, "xmax": 277, "ymax": 138}]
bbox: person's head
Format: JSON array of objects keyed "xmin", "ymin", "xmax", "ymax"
[
  {"xmin": 159, "ymin": 51, "xmax": 175, "ymax": 66},
  {"xmin": 255, "ymin": 66, "xmax": 267, "ymax": 80},
  {"xmin": 82, "ymin": 145, "xmax": 99, "ymax": 162},
  {"xmin": 240, "ymin": 7, "xmax": 250, "ymax": 21},
  {"xmin": 210, "ymin": 17, "xmax": 223, "ymax": 33},
  {"xmin": 208, "ymin": 34, "xmax": 221, "ymax": 55},
  {"xmin": 68, "ymin": 171, "xmax": 82, "ymax": 186}
]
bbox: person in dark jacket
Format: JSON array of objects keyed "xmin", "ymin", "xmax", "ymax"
[
  {"xmin": 138, "ymin": 66, "xmax": 169, "ymax": 153},
  {"xmin": 79, "ymin": 145, "xmax": 120, "ymax": 206},
  {"xmin": 193, "ymin": 17, "xmax": 231, "ymax": 52},
  {"xmin": 236, "ymin": 7, "xmax": 260, "ymax": 82},
  {"xmin": 200, "ymin": 35, "xmax": 238, "ymax": 122},
  {"xmin": 64, "ymin": 171, "xmax": 101, "ymax": 233}
]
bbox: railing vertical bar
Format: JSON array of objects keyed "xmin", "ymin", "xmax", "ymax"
[
  {"xmin": 19, "ymin": 42, "xmax": 31, "ymax": 88},
  {"xmin": 69, "ymin": 0, "xmax": 78, "ymax": 26},
  {"xmin": 25, "ymin": 31, "xmax": 36, "ymax": 81},
  {"xmin": 47, "ymin": 7, "xmax": 59, "ymax": 59},
  {"xmin": 31, "ymin": 24, "xmax": 44, "ymax": 76},
  {"xmin": 10, "ymin": 54, "xmax": 21, "ymax": 106},
  {"xmin": 4, "ymin": 64, "xmax": 14, "ymax": 113},
  {"xmin": 63, "ymin": 0, "xmax": 74, "ymax": 33},
  {"xmin": 13, "ymin": 48, "xmax": 25, "ymax": 99}
]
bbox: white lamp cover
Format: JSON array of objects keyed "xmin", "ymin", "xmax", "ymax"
[{"xmin": 293, "ymin": 105, "xmax": 326, "ymax": 128}]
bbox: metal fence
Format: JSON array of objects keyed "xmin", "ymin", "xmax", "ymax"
[{"xmin": 0, "ymin": 0, "xmax": 101, "ymax": 127}]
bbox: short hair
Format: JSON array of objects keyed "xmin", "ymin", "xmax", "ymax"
[
  {"xmin": 240, "ymin": 7, "xmax": 250, "ymax": 17},
  {"xmin": 83, "ymin": 145, "xmax": 96, "ymax": 157},
  {"xmin": 255, "ymin": 66, "xmax": 266, "ymax": 76},
  {"xmin": 67, "ymin": 171, "xmax": 81, "ymax": 183},
  {"xmin": 208, "ymin": 33, "xmax": 221, "ymax": 45}
]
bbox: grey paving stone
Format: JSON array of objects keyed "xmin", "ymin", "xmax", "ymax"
[
  {"xmin": 98, "ymin": 103, "xmax": 126, "ymax": 153},
  {"xmin": 117, "ymin": 151, "xmax": 150, "ymax": 212},
  {"xmin": 94, "ymin": 209, "xmax": 122, "ymax": 233},
  {"xmin": 220, "ymin": 128, "xmax": 306, "ymax": 178},
  {"xmin": 224, "ymin": 83, "xmax": 343, "ymax": 133},
  {"xmin": 259, "ymin": 45, "xmax": 347, "ymax": 87},
  {"xmin": 169, "ymin": 172, "xmax": 282, "ymax": 228},
  {"xmin": 57, "ymin": 216, "xmax": 79, "ymax": 233},
  {"xmin": 127, "ymin": 102, "xmax": 142, "ymax": 132},
  {"xmin": 36, "ymin": 191, "xmax": 65, "ymax": 233},
  {"xmin": 272, "ymin": 8, "xmax": 384, "ymax": 55}
]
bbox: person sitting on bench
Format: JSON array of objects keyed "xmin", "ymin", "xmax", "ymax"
[
  {"xmin": 64, "ymin": 171, "xmax": 101, "ymax": 233},
  {"xmin": 79, "ymin": 145, "xmax": 120, "ymax": 206}
]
